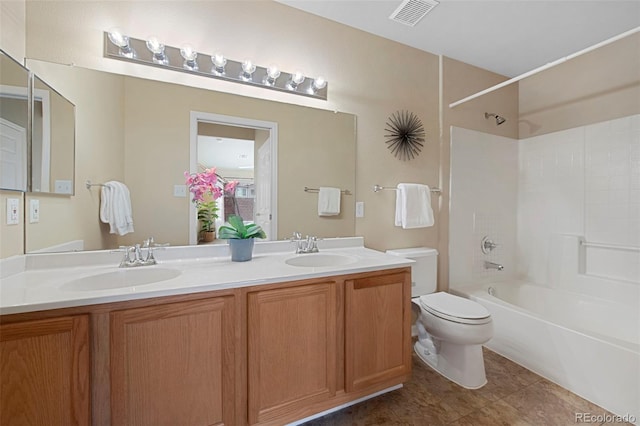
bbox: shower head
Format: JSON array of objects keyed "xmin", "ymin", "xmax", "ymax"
[{"xmin": 485, "ymin": 112, "xmax": 506, "ymax": 126}]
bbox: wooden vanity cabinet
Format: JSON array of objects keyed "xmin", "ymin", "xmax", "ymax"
[
  {"xmin": 246, "ymin": 280, "xmax": 337, "ymax": 424},
  {"xmin": 345, "ymin": 271, "xmax": 412, "ymax": 392},
  {"xmin": 246, "ymin": 268, "xmax": 412, "ymax": 425},
  {"xmin": 0, "ymin": 267, "xmax": 411, "ymax": 426},
  {"xmin": 0, "ymin": 315, "xmax": 90, "ymax": 426},
  {"xmin": 109, "ymin": 296, "xmax": 237, "ymax": 426}
]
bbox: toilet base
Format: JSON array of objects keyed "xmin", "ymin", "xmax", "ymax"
[{"xmin": 414, "ymin": 340, "xmax": 487, "ymax": 389}]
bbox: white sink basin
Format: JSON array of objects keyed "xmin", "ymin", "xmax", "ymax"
[
  {"xmin": 285, "ymin": 253, "xmax": 358, "ymax": 268},
  {"xmin": 61, "ymin": 267, "xmax": 181, "ymax": 291}
]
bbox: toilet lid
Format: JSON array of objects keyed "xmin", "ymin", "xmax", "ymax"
[{"xmin": 419, "ymin": 292, "xmax": 491, "ymax": 324}]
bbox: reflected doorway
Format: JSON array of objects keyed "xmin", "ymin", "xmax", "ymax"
[{"xmin": 189, "ymin": 111, "xmax": 278, "ymax": 244}]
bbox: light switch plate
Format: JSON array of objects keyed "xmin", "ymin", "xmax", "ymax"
[
  {"xmin": 54, "ymin": 180, "xmax": 73, "ymax": 194},
  {"xmin": 6, "ymin": 198, "xmax": 19, "ymax": 225},
  {"xmin": 173, "ymin": 185, "xmax": 187, "ymax": 197},
  {"xmin": 30, "ymin": 199, "xmax": 40, "ymax": 223},
  {"xmin": 355, "ymin": 201, "xmax": 364, "ymax": 218}
]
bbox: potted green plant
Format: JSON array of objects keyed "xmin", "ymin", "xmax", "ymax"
[
  {"xmin": 197, "ymin": 200, "xmax": 219, "ymax": 242},
  {"xmin": 218, "ymin": 214, "xmax": 266, "ymax": 261}
]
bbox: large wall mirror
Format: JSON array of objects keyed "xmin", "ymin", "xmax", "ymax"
[
  {"xmin": 0, "ymin": 50, "xmax": 29, "ymax": 192},
  {"xmin": 32, "ymin": 75, "xmax": 75, "ymax": 194},
  {"xmin": 24, "ymin": 60, "xmax": 356, "ymax": 254},
  {"xmin": 0, "ymin": 50, "xmax": 76, "ymax": 195}
]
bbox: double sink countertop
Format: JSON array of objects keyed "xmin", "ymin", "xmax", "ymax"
[{"xmin": 0, "ymin": 237, "xmax": 413, "ymax": 315}]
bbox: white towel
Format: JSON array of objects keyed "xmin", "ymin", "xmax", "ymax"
[
  {"xmin": 318, "ymin": 187, "xmax": 341, "ymax": 216},
  {"xmin": 395, "ymin": 183, "xmax": 434, "ymax": 229},
  {"xmin": 100, "ymin": 181, "xmax": 134, "ymax": 236}
]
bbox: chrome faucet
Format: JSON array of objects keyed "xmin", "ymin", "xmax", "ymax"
[
  {"xmin": 290, "ymin": 232, "xmax": 320, "ymax": 254},
  {"xmin": 484, "ymin": 261, "xmax": 504, "ymax": 271},
  {"xmin": 118, "ymin": 237, "xmax": 166, "ymax": 267}
]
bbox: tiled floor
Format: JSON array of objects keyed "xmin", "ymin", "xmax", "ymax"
[{"xmin": 303, "ymin": 348, "xmax": 628, "ymax": 426}]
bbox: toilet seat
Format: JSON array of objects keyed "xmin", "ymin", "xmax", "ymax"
[{"xmin": 419, "ymin": 292, "xmax": 491, "ymax": 325}]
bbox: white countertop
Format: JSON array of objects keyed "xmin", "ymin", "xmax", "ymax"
[{"xmin": 0, "ymin": 238, "xmax": 413, "ymax": 315}]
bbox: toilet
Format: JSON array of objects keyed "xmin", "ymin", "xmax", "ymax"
[{"xmin": 386, "ymin": 247, "xmax": 493, "ymax": 389}]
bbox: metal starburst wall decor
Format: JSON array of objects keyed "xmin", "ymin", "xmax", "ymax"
[{"xmin": 384, "ymin": 110, "xmax": 425, "ymax": 161}]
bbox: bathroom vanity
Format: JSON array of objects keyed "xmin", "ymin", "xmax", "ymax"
[{"xmin": 0, "ymin": 239, "xmax": 413, "ymax": 426}]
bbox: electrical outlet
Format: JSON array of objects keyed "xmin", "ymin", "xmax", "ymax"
[
  {"xmin": 6, "ymin": 198, "xmax": 19, "ymax": 225},
  {"xmin": 355, "ymin": 201, "xmax": 364, "ymax": 218},
  {"xmin": 30, "ymin": 199, "xmax": 40, "ymax": 223},
  {"xmin": 173, "ymin": 185, "xmax": 187, "ymax": 197}
]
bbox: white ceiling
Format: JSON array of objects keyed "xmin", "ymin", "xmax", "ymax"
[
  {"xmin": 276, "ymin": 0, "xmax": 640, "ymax": 77},
  {"xmin": 197, "ymin": 137, "xmax": 254, "ymax": 170}
]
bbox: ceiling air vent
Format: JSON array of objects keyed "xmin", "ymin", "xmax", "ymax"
[{"xmin": 389, "ymin": 0, "xmax": 439, "ymax": 27}]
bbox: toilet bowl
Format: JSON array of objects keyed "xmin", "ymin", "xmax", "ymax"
[
  {"xmin": 386, "ymin": 247, "xmax": 493, "ymax": 389},
  {"xmin": 413, "ymin": 292, "xmax": 493, "ymax": 389}
]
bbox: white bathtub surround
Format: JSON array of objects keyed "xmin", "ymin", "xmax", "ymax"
[
  {"xmin": 518, "ymin": 114, "xmax": 640, "ymax": 284},
  {"xmin": 0, "ymin": 237, "xmax": 414, "ymax": 315},
  {"xmin": 449, "ymin": 115, "xmax": 640, "ymax": 424}
]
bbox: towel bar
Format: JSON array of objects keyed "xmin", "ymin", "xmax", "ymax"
[
  {"xmin": 85, "ymin": 180, "xmax": 106, "ymax": 189},
  {"xmin": 304, "ymin": 187, "xmax": 352, "ymax": 195},
  {"xmin": 373, "ymin": 184, "xmax": 441, "ymax": 194}
]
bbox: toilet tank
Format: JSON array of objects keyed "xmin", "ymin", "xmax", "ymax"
[{"xmin": 386, "ymin": 247, "xmax": 438, "ymax": 297}]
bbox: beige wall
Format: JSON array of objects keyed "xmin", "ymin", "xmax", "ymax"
[
  {"xmin": 440, "ymin": 57, "xmax": 519, "ymax": 290},
  {"xmin": 519, "ymin": 32, "xmax": 640, "ymax": 138}
]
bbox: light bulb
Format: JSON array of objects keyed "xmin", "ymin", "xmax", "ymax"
[
  {"xmin": 180, "ymin": 44, "xmax": 198, "ymax": 70},
  {"xmin": 107, "ymin": 27, "xmax": 135, "ymax": 58},
  {"xmin": 312, "ymin": 76, "xmax": 327, "ymax": 90},
  {"xmin": 242, "ymin": 60, "xmax": 256, "ymax": 74},
  {"xmin": 211, "ymin": 52, "xmax": 227, "ymax": 75},
  {"xmin": 146, "ymin": 36, "xmax": 167, "ymax": 64},
  {"xmin": 180, "ymin": 44, "xmax": 198, "ymax": 61},
  {"xmin": 264, "ymin": 64, "xmax": 281, "ymax": 86},
  {"xmin": 292, "ymin": 71, "xmax": 305, "ymax": 85},
  {"xmin": 107, "ymin": 27, "xmax": 128, "ymax": 48},
  {"xmin": 287, "ymin": 70, "xmax": 305, "ymax": 90},
  {"xmin": 240, "ymin": 59, "xmax": 256, "ymax": 81},
  {"xmin": 267, "ymin": 65, "xmax": 280, "ymax": 79},
  {"xmin": 212, "ymin": 52, "xmax": 226, "ymax": 68}
]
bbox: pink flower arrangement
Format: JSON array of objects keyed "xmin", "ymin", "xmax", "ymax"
[{"xmin": 184, "ymin": 168, "xmax": 238, "ymax": 204}]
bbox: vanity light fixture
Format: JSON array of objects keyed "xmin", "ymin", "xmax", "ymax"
[
  {"xmin": 103, "ymin": 31, "xmax": 328, "ymax": 100},
  {"xmin": 146, "ymin": 36, "xmax": 168, "ymax": 65},
  {"xmin": 180, "ymin": 44, "xmax": 199, "ymax": 70},
  {"xmin": 240, "ymin": 59, "xmax": 256, "ymax": 81},
  {"xmin": 211, "ymin": 52, "xmax": 227, "ymax": 75},
  {"xmin": 107, "ymin": 28, "xmax": 135, "ymax": 58}
]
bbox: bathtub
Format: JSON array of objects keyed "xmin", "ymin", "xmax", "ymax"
[{"xmin": 452, "ymin": 280, "xmax": 639, "ymax": 424}]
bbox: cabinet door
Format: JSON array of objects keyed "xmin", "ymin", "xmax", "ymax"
[
  {"xmin": 0, "ymin": 315, "xmax": 90, "ymax": 426},
  {"xmin": 110, "ymin": 297, "xmax": 236, "ymax": 426},
  {"xmin": 247, "ymin": 281, "xmax": 336, "ymax": 424},
  {"xmin": 345, "ymin": 271, "xmax": 411, "ymax": 392}
]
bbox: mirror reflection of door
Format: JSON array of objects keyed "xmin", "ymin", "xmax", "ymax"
[
  {"xmin": 0, "ymin": 117, "xmax": 27, "ymax": 190},
  {"xmin": 191, "ymin": 112, "xmax": 277, "ymax": 243}
]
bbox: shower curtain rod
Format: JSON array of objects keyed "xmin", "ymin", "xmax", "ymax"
[{"xmin": 449, "ymin": 26, "xmax": 640, "ymax": 109}]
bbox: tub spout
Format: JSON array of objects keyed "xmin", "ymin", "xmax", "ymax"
[{"xmin": 484, "ymin": 261, "xmax": 504, "ymax": 271}]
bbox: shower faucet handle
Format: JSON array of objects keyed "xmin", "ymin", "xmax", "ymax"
[{"xmin": 481, "ymin": 236, "xmax": 499, "ymax": 254}]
